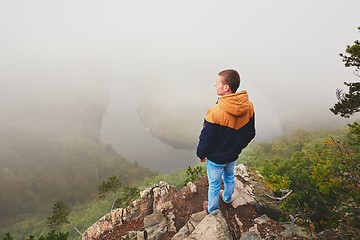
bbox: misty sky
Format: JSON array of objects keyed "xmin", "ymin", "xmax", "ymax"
[{"xmin": 1, "ymin": 0, "xmax": 359, "ymax": 142}]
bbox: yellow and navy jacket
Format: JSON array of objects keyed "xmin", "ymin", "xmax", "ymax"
[{"xmin": 196, "ymin": 90, "xmax": 255, "ymax": 164}]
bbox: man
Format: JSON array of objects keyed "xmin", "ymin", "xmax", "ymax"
[{"xmin": 196, "ymin": 69, "xmax": 255, "ymax": 213}]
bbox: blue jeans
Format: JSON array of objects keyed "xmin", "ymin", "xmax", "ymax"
[{"xmin": 206, "ymin": 159, "xmax": 236, "ymax": 213}]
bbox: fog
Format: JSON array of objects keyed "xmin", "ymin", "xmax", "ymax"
[{"xmin": 1, "ymin": 1, "xmax": 359, "ymax": 172}]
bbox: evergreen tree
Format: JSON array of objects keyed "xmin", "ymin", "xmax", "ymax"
[
  {"xmin": 2, "ymin": 233, "xmax": 13, "ymax": 240},
  {"xmin": 331, "ymin": 27, "xmax": 360, "ymax": 117},
  {"xmin": 98, "ymin": 175, "xmax": 122, "ymax": 211},
  {"xmin": 98, "ymin": 175, "xmax": 141, "ymax": 210},
  {"xmin": 46, "ymin": 201, "xmax": 70, "ymax": 228},
  {"xmin": 46, "ymin": 201, "xmax": 82, "ymax": 236},
  {"xmin": 38, "ymin": 230, "xmax": 69, "ymax": 240}
]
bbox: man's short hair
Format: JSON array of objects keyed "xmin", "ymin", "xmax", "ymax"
[{"xmin": 218, "ymin": 69, "xmax": 240, "ymax": 93}]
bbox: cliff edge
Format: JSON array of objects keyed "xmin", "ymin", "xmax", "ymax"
[{"xmin": 82, "ymin": 164, "xmax": 313, "ymax": 240}]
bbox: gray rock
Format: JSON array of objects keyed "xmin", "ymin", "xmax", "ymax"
[
  {"xmin": 185, "ymin": 209, "xmax": 232, "ymax": 240},
  {"xmin": 187, "ymin": 181, "xmax": 197, "ymax": 193},
  {"xmin": 234, "ymin": 165, "xmax": 281, "ymax": 220},
  {"xmin": 240, "ymin": 232, "xmax": 262, "ymax": 240},
  {"xmin": 172, "ymin": 211, "xmax": 207, "ymax": 240},
  {"xmin": 281, "ymin": 222, "xmax": 310, "ymax": 239},
  {"xmin": 144, "ymin": 211, "xmax": 176, "ymax": 240},
  {"xmin": 254, "ymin": 214, "xmax": 271, "ymax": 225},
  {"xmin": 120, "ymin": 231, "xmax": 146, "ymax": 240},
  {"xmin": 231, "ymin": 180, "xmax": 256, "ymax": 208}
]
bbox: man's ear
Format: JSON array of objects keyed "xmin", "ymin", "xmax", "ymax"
[{"xmin": 223, "ymin": 84, "xmax": 230, "ymax": 92}]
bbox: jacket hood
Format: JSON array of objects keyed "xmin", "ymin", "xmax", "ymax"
[{"xmin": 218, "ymin": 90, "xmax": 251, "ymax": 117}]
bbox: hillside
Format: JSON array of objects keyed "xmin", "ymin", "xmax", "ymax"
[
  {"xmin": 79, "ymin": 124, "xmax": 359, "ymax": 240},
  {"xmin": 2, "ymin": 120, "xmax": 358, "ymax": 239},
  {"xmin": 0, "ymin": 80, "xmax": 155, "ymax": 231},
  {"xmin": 136, "ymin": 94, "xmax": 202, "ymax": 150}
]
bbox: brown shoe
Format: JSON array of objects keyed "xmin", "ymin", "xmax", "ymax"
[
  {"xmin": 220, "ymin": 190, "xmax": 226, "ymax": 202},
  {"xmin": 203, "ymin": 201, "xmax": 209, "ymax": 214},
  {"xmin": 220, "ymin": 189, "xmax": 235, "ymax": 203}
]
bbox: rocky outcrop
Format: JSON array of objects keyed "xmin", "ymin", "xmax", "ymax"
[
  {"xmin": 82, "ymin": 181, "xmax": 177, "ymax": 239},
  {"xmin": 82, "ymin": 164, "xmax": 312, "ymax": 240}
]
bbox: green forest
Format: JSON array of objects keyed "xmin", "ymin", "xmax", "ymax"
[
  {"xmin": 0, "ymin": 79, "xmax": 155, "ymax": 238},
  {"xmin": 239, "ymin": 124, "xmax": 359, "ymax": 236},
  {"xmin": 1, "ymin": 27, "xmax": 359, "ymax": 239}
]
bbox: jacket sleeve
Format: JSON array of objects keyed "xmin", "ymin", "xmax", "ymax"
[{"xmin": 196, "ymin": 119, "xmax": 219, "ymax": 159}]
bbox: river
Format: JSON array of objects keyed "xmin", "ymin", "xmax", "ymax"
[{"xmin": 100, "ymin": 80, "xmax": 198, "ymax": 174}]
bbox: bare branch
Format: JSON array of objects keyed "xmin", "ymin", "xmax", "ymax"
[{"xmin": 256, "ymin": 187, "xmax": 293, "ymax": 204}]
